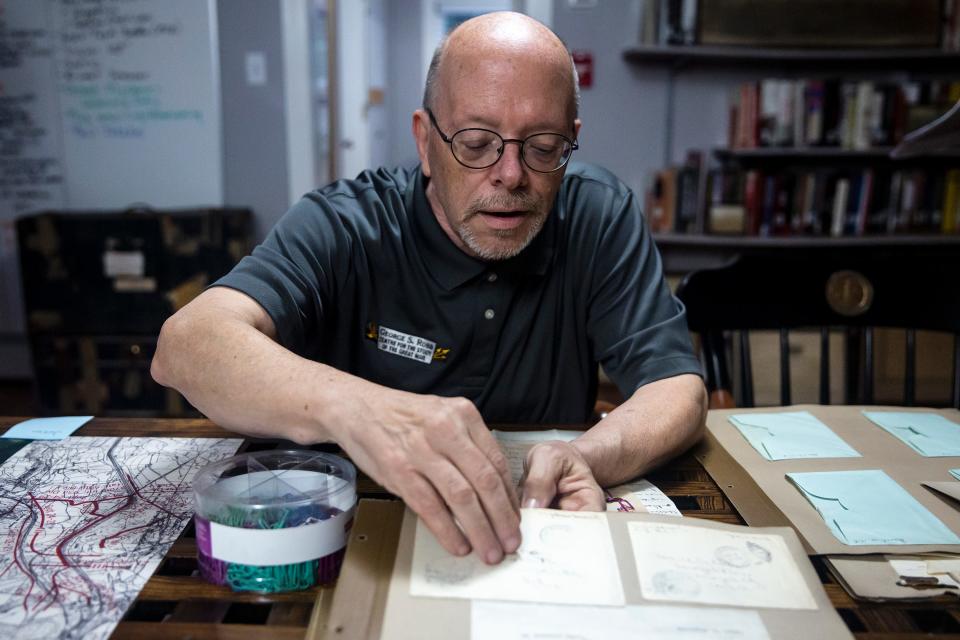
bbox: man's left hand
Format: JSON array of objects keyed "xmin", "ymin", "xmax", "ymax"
[{"xmin": 519, "ymin": 441, "xmax": 604, "ymax": 511}]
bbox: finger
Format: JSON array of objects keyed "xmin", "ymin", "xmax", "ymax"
[
  {"xmin": 401, "ymin": 472, "xmax": 471, "ymax": 557},
  {"xmin": 437, "ymin": 433, "xmax": 522, "ymax": 554},
  {"xmin": 424, "ymin": 455, "xmax": 508, "ymax": 565},
  {"xmin": 464, "ymin": 420, "xmax": 520, "ymax": 513},
  {"xmin": 519, "ymin": 446, "xmax": 560, "ymax": 510},
  {"xmin": 556, "ymin": 487, "xmax": 605, "ymax": 512}
]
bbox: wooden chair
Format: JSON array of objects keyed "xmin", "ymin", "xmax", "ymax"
[{"xmin": 674, "ymin": 242, "xmax": 960, "ymax": 410}]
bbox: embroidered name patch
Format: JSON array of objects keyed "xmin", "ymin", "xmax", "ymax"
[{"xmin": 377, "ymin": 325, "xmax": 436, "ymax": 364}]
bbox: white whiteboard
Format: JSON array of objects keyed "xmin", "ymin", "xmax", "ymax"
[
  {"xmin": 52, "ymin": 0, "xmax": 223, "ymax": 208},
  {"xmin": 1, "ymin": 1, "xmax": 66, "ymax": 341}
]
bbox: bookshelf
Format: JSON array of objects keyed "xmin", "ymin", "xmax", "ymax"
[
  {"xmin": 653, "ymin": 232, "xmax": 960, "ymax": 275},
  {"xmin": 628, "ymin": 44, "xmax": 960, "ymax": 268},
  {"xmin": 715, "ymin": 147, "xmax": 896, "ymax": 162},
  {"xmin": 622, "ymin": 45, "xmax": 960, "ymax": 70}
]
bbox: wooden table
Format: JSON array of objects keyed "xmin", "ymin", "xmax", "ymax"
[{"xmin": 2, "ymin": 416, "xmax": 958, "ymax": 639}]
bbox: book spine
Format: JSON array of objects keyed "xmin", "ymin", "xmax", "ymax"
[
  {"xmin": 831, "ymin": 177, "xmax": 849, "ymax": 237},
  {"xmin": 855, "ymin": 169, "xmax": 873, "ymax": 236},
  {"xmin": 805, "ymin": 80, "xmax": 825, "ymax": 145},
  {"xmin": 744, "ymin": 170, "xmax": 763, "ymax": 235},
  {"xmin": 792, "ymin": 81, "xmax": 806, "ymax": 149},
  {"xmin": 887, "ymin": 171, "xmax": 903, "ymax": 233},
  {"xmin": 944, "ymin": 169, "xmax": 960, "ymax": 233},
  {"xmin": 759, "ymin": 79, "xmax": 779, "ymax": 147}
]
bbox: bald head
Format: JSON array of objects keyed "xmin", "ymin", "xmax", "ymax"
[{"xmin": 422, "ymin": 12, "xmax": 579, "ymax": 122}]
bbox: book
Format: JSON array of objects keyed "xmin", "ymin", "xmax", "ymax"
[
  {"xmin": 854, "ymin": 169, "xmax": 874, "ymax": 236},
  {"xmin": 743, "ymin": 170, "xmax": 763, "ymax": 235},
  {"xmin": 943, "ymin": 169, "xmax": 960, "ymax": 233},
  {"xmin": 831, "ymin": 177, "xmax": 849, "ymax": 237}
]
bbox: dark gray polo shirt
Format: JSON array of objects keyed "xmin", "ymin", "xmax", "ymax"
[{"xmin": 214, "ymin": 162, "xmax": 702, "ymax": 423}]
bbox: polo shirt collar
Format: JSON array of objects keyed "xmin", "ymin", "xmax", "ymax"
[{"xmin": 406, "ymin": 167, "xmax": 555, "ymax": 291}]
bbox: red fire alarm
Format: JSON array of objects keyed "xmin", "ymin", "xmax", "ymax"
[{"xmin": 571, "ymin": 51, "xmax": 593, "ymax": 89}]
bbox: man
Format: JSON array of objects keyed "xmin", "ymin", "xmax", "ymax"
[{"xmin": 151, "ymin": 12, "xmax": 706, "ymax": 566}]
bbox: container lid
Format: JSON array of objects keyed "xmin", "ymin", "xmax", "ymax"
[{"xmin": 193, "ymin": 450, "xmax": 356, "ymax": 510}]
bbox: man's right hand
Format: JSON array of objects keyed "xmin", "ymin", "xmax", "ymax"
[{"xmin": 328, "ymin": 390, "xmax": 521, "ymax": 564}]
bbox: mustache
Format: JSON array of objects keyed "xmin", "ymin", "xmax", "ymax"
[{"xmin": 465, "ymin": 192, "xmax": 542, "ymax": 218}]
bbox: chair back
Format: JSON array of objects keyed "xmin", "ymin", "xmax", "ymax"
[{"xmin": 675, "ymin": 242, "xmax": 960, "ymax": 409}]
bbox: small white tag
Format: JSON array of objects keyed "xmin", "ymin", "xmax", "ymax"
[
  {"xmin": 208, "ymin": 506, "xmax": 354, "ymax": 566},
  {"xmin": 103, "ymin": 250, "xmax": 145, "ymax": 277},
  {"xmin": 377, "ymin": 325, "xmax": 436, "ymax": 364}
]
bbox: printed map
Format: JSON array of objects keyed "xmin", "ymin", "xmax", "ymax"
[{"xmin": 0, "ymin": 436, "xmax": 240, "ymax": 639}]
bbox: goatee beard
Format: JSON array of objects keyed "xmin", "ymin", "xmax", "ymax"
[{"xmin": 458, "ymin": 192, "xmax": 545, "ymax": 261}]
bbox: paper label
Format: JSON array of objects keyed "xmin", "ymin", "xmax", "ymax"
[
  {"xmin": 200, "ymin": 505, "xmax": 355, "ymax": 566},
  {"xmin": 103, "ymin": 250, "xmax": 145, "ymax": 277},
  {"xmin": 377, "ymin": 325, "xmax": 436, "ymax": 364}
]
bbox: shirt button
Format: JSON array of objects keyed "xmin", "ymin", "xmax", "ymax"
[
  {"xmin": 484, "ymin": 308, "xmax": 495, "ymax": 320},
  {"xmin": 487, "ymin": 272, "xmax": 498, "ymax": 283}
]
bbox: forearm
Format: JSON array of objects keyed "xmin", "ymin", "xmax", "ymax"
[
  {"xmin": 151, "ymin": 304, "xmax": 362, "ymax": 444},
  {"xmin": 571, "ymin": 374, "xmax": 707, "ymax": 487}
]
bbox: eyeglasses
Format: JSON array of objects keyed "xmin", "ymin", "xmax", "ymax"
[{"xmin": 425, "ymin": 108, "xmax": 578, "ymax": 173}]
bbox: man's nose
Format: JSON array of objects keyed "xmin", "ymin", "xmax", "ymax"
[{"xmin": 490, "ymin": 141, "xmax": 527, "ymax": 190}]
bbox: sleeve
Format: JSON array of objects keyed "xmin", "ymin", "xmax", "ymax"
[
  {"xmin": 211, "ymin": 194, "xmax": 352, "ymax": 355},
  {"xmin": 584, "ymin": 187, "xmax": 704, "ymax": 397}
]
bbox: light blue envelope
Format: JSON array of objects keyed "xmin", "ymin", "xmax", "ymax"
[
  {"xmin": 952, "ymin": 469, "xmax": 960, "ymax": 482},
  {"xmin": 862, "ymin": 411, "xmax": 960, "ymax": 457},
  {"xmin": 1, "ymin": 416, "xmax": 93, "ymax": 440},
  {"xmin": 728, "ymin": 411, "xmax": 861, "ymax": 461},
  {"xmin": 787, "ymin": 469, "xmax": 960, "ymax": 546}
]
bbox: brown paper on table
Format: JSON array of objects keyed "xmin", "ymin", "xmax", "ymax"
[
  {"xmin": 365, "ymin": 507, "xmax": 850, "ymax": 640},
  {"xmin": 697, "ymin": 405, "xmax": 960, "ymax": 556},
  {"xmin": 925, "ymin": 481, "xmax": 960, "ymax": 504},
  {"xmin": 825, "ymin": 554, "xmax": 959, "ymax": 601}
]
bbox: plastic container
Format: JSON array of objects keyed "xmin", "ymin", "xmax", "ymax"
[{"xmin": 192, "ymin": 450, "xmax": 356, "ymax": 592}]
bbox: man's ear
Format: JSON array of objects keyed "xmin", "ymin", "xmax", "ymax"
[
  {"xmin": 573, "ymin": 118, "xmax": 582, "ymax": 142},
  {"xmin": 413, "ymin": 109, "xmax": 432, "ymax": 177}
]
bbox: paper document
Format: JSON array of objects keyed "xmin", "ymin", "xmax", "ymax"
[
  {"xmin": 2, "ymin": 416, "xmax": 93, "ymax": 440},
  {"xmin": 950, "ymin": 469, "xmax": 960, "ymax": 481},
  {"xmin": 787, "ymin": 470, "xmax": 960, "ymax": 546},
  {"xmin": 863, "ymin": 411, "xmax": 960, "ymax": 456},
  {"xmin": 471, "ymin": 601, "xmax": 770, "ymax": 640},
  {"xmin": 627, "ymin": 521, "xmax": 817, "ymax": 609},
  {"xmin": 887, "ymin": 556, "xmax": 960, "ymax": 590},
  {"xmin": 728, "ymin": 411, "xmax": 860, "ymax": 461},
  {"xmin": 410, "ymin": 508, "xmax": 624, "ymax": 606},
  {"xmin": 606, "ymin": 479, "xmax": 682, "ymax": 516},
  {"xmin": 492, "ymin": 429, "xmax": 581, "ymax": 486},
  {"xmin": 925, "ymin": 555, "xmax": 960, "ymax": 582}
]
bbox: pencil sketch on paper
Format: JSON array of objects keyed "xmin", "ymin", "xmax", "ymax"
[
  {"xmin": 628, "ymin": 521, "xmax": 817, "ymax": 610},
  {"xmin": 423, "ymin": 556, "xmax": 479, "ymax": 585},
  {"xmin": 650, "ymin": 570, "xmax": 701, "ymax": 598},
  {"xmin": 0, "ymin": 436, "xmax": 241, "ymax": 640},
  {"xmin": 411, "ymin": 509, "xmax": 625, "ymax": 606},
  {"xmin": 714, "ymin": 540, "xmax": 773, "ymax": 568}
]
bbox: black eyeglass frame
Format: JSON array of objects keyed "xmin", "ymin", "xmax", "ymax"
[{"xmin": 425, "ymin": 108, "xmax": 579, "ymax": 173}]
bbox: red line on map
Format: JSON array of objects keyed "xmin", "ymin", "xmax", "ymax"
[
  {"xmin": 28, "ymin": 494, "xmax": 45, "ymax": 528},
  {"xmin": 13, "ymin": 517, "xmax": 35, "ymax": 611},
  {"xmin": 53, "ymin": 494, "xmax": 134, "ymax": 569}
]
